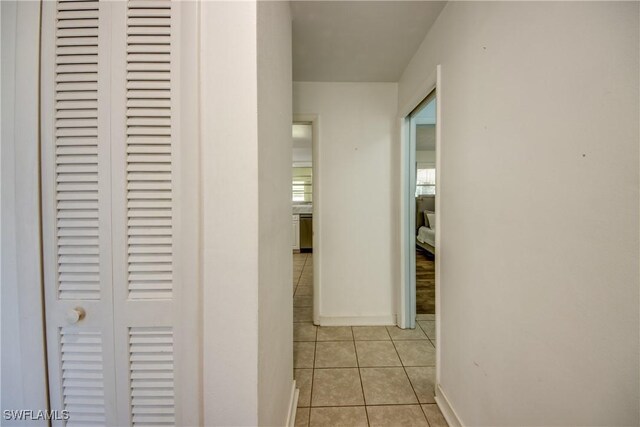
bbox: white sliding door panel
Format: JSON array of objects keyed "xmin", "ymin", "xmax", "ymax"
[
  {"xmin": 42, "ymin": 1, "xmax": 200, "ymax": 425},
  {"xmin": 41, "ymin": 1, "xmax": 118, "ymax": 425}
]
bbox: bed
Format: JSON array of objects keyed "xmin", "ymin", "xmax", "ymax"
[
  {"xmin": 417, "ymin": 226, "xmax": 435, "ymax": 247},
  {"xmin": 416, "ymin": 195, "xmax": 435, "ymax": 255}
]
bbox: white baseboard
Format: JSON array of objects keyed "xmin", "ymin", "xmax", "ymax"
[
  {"xmin": 317, "ymin": 315, "xmax": 396, "ymax": 326},
  {"xmin": 435, "ymin": 384, "xmax": 463, "ymax": 427},
  {"xmin": 285, "ymin": 380, "xmax": 299, "ymax": 427}
]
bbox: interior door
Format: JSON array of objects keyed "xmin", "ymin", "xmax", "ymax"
[
  {"xmin": 41, "ymin": 1, "xmax": 199, "ymax": 425},
  {"xmin": 41, "ymin": 1, "xmax": 117, "ymax": 424}
]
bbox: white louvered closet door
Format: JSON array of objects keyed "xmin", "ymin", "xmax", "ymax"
[
  {"xmin": 41, "ymin": 1, "xmax": 199, "ymax": 426},
  {"xmin": 41, "ymin": 1, "xmax": 118, "ymax": 425}
]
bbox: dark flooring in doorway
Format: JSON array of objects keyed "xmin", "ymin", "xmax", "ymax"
[{"xmin": 416, "ymin": 249, "xmax": 435, "ymax": 314}]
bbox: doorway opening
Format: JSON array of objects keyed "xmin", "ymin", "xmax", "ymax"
[
  {"xmin": 398, "ymin": 68, "xmax": 441, "ymax": 410},
  {"xmin": 401, "ymin": 88, "xmax": 438, "ymax": 330},
  {"xmin": 412, "ymin": 93, "xmax": 437, "ymax": 320},
  {"xmin": 400, "ymin": 66, "xmax": 441, "ymax": 335},
  {"xmin": 292, "ymin": 121, "xmax": 315, "ymax": 326}
]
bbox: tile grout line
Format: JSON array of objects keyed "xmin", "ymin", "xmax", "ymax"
[
  {"xmin": 421, "ymin": 404, "xmax": 434, "ymax": 427},
  {"xmin": 416, "ymin": 320, "xmax": 437, "ymax": 347},
  {"xmin": 388, "ymin": 327, "xmax": 430, "ymax": 425},
  {"xmin": 293, "ymin": 253, "xmax": 312, "ymax": 322},
  {"xmin": 307, "ymin": 254, "xmax": 314, "ymax": 426},
  {"xmin": 295, "ymin": 252, "xmax": 308, "ymax": 288},
  {"xmin": 295, "ymin": 253, "xmax": 307, "ymax": 293},
  {"xmin": 293, "ymin": 259, "xmax": 307, "ymax": 298},
  {"xmin": 293, "ymin": 252, "xmax": 311, "ymax": 424},
  {"xmin": 307, "ymin": 336, "xmax": 316, "ymax": 425},
  {"xmin": 351, "ymin": 327, "xmax": 371, "ymax": 427}
]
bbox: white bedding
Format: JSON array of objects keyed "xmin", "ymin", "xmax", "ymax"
[{"xmin": 417, "ymin": 226, "xmax": 435, "ymax": 247}]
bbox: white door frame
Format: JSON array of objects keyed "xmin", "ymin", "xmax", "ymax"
[
  {"xmin": 400, "ymin": 108, "xmax": 418, "ymax": 329},
  {"xmin": 293, "ymin": 114, "xmax": 320, "ymax": 325},
  {"xmin": 398, "ymin": 65, "xmax": 441, "ymax": 380},
  {"xmin": 1, "ymin": 0, "xmax": 49, "ymax": 414}
]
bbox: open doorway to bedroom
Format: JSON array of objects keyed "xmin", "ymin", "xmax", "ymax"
[
  {"xmin": 413, "ymin": 94, "xmax": 437, "ymax": 322},
  {"xmin": 401, "ymin": 85, "xmax": 438, "ymax": 338}
]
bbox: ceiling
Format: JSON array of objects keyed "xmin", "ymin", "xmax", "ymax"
[{"xmin": 291, "ymin": 1, "xmax": 446, "ymax": 82}]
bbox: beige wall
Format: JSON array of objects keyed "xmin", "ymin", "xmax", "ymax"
[
  {"xmin": 294, "ymin": 82, "xmax": 399, "ymax": 325},
  {"xmin": 201, "ymin": 2, "xmax": 260, "ymax": 425},
  {"xmin": 201, "ymin": 2, "xmax": 295, "ymax": 424},
  {"xmin": 257, "ymin": 2, "xmax": 294, "ymax": 426},
  {"xmin": 399, "ymin": 2, "xmax": 639, "ymax": 425}
]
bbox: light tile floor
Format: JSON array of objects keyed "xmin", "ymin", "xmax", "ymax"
[{"xmin": 293, "ymin": 253, "xmax": 448, "ymax": 427}]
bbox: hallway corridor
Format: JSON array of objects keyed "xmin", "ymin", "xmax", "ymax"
[{"xmin": 293, "ymin": 253, "xmax": 447, "ymax": 426}]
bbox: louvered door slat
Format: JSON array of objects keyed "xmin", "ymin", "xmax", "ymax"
[
  {"xmin": 128, "ymin": 0, "xmax": 171, "ymax": 9},
  {"xmin": 55, "ymin": 0, "xmax": 101, "ymax": 300},
  {"xmin": 127, "ymin": 35, "xmax": 171, "ymax": 44},
  {"xmin": 60, "ymin": 329, "xmax": 107, "ymax": 426},
  {"xmin": 57, "ymin": 2, "xmax": 100, "ymax": 12},
  {"xmin": 57, "ymin": 19, "xmax": 100, "ymax": 29},
  {"xmin": 125, "ymin": 0, "xmax": 174, "ymax": 300},
  {"xmin": 57, "ymin": 27, "xmax": 99, "ymax": 37},
  {"xmin": 57, "ymin": 64, "xmax": 99, "ymax": 74},
  {"xmin": 128, "ymin": 327, "xmax": 175, "ymax": 426}
]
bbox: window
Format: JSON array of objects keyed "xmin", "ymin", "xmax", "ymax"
[
  {"xmin": 293, "ymin": 167, "xmax": 312, "ymax": 202},
  {"xmin": 416, "ymin": 165, "xmax": 435, "ymax": 196}
]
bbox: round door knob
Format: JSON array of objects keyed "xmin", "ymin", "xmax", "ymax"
[{"xmin": 66, "ymin": 307, "xmax": 86, "ymax": 324}]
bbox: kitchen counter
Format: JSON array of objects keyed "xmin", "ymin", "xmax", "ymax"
[{"xmin": 292, "ymin": 204, "xmax": 312, "ymax": 215}]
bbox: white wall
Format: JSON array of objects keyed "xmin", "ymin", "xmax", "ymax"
[
  {"xmin": 293, "ymin": 82, "xmax": 399, "ymax": 325},
  {"xmin": 1, "ymin": 1, "xmax": 49, "ymax": 420},
  {"xmin": 201, "ymin": 2, "xmax": 294, "ymax": 425},
  {"xmin": 257, "ymin": 2, "xmax": 294, "ymax": 426},
  {"xmin": 399, "ymin": 2, "xmax": 639, "ymax": 425},
  {"xmin": 293, "ymin": 124, "xmax": 313, "ymax": 166},
  {"xmin": 200, "ymin": 2, "xmax": 260, "ymax": 425},
  {"xmin": 292, "ymin": 148, "xmax": 312, "ymax": 165}
]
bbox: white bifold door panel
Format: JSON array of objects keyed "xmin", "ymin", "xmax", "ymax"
[{"xmin": 40, "ymin": 1, "xmax": 199, "ymax": 425}]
